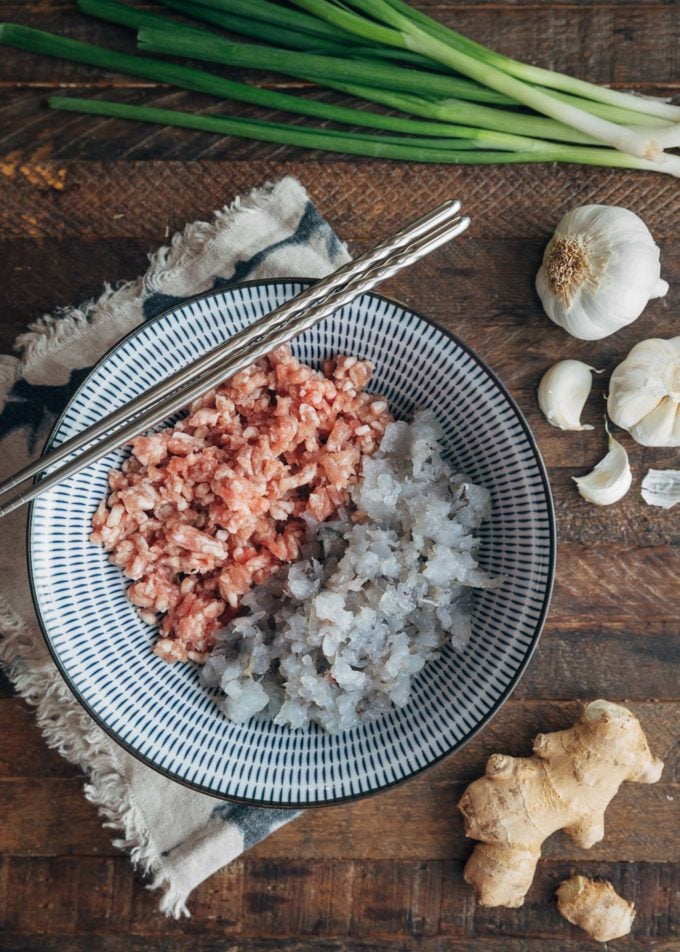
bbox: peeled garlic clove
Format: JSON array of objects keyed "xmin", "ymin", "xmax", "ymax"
[
  {"xmin": 608, "ymin": 336, "xmax": 680, "ymax": 447},
  {"xmin": 536, "ymin": 205, "xmax": 668, "ymax": 341},
  {"xmin": 573, "ymin": 428, "xmax": 632, "ymax": 505},
  {"xmin": 641, "ymin": 468, "xmax": 680, "ymax": 509},
  {"xmin": 537, "ymin": 359, "xmax": 598, "ymax": 430}
]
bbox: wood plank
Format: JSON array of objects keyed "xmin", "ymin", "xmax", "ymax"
[
  {"xmin": 1, "ymin": 233, "xmax": 677, "ymax": 339},
  {"xmin": 0, "ymin": 773, "xmax": 675, "ymax": 860},
  {"xmin": 0, "ymin": 699, "xmax": 84, "ymax": 777},
  {"xmin": 1, "ymin": 160, "xmax": 678, "ymax": 242},
  {"xmin": 0, "ymin": 3, "xmax": 678, "ymax": 88},
  {"xmin": 517, "ymin": 626, "xmax": 680, "ymax": 701},
  {"xmin": 0, "ymin": 856, "xmax": 677, "ymax": 942},
  {"xmin": 0, "ymin": 697, "xmax": 675, "ymax": 859},
  {"xmin": 1, "ymin": 941, "xmax": 678, "ymax": 952},
  {"xmin": 0, "ymin": 89, "xmax": 323, "ymax": 163},
  {"xmin": 0, "ymin": 239, "xmax": 152, "ymax": 338},
  {"xmin": 549, "ymin": 546, "xmax": 679, "ymax": 629},
  {"xmin": 2, "ymin": 623, "xmax": 677, "ymax": 770},
  {"xmin": 254, "ymin": 783, "xmax": 678, "ymax": 863},
  {"xmin": 0, "ymin": 230, "xmax": 665, "ymax": 322},
  {"xmin": 0, "ymin": 778, "xmax": 112, "ymax": 855},
  {"xmin": 547, "ymin": 484, "xmax": 680, "ymax": 548}
]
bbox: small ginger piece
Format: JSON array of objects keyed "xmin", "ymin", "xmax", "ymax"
[
  {"xmin": 557, "ymin": 876, "xmax": 635, "ymax": 943},
  {"xmin": 458, "ymin": 700, "xmax": 663, "ymax": 908}
]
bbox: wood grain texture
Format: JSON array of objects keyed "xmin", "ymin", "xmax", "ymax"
[
  {"xmin": 0, "ymin": 0, "xmax": 678, "ymax": 948},
  {"xmin": 0, "ymin": 857, "xmax": 677, "ymax": 949}
]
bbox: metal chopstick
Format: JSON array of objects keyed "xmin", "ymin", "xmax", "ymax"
[
  {"xmin": 0, "ymin": 209, "xmax": 469, "ymax": 519},
  {"xmin": 0, "ymin": 199, "xmax": 461, "ymax": 501}
]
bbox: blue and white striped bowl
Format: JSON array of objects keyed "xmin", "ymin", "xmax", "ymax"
[{"xmin": 28, "ymin": 281, "xmax": 555, "ymax": 806}]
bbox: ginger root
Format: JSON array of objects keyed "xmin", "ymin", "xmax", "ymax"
[
  {"xmin": 458, "ymin": 700, "xmax": 663, "ymax": 908},
  {"xmin": 556, "ymin": 876, "xmax": 635, "ymax": 943}
]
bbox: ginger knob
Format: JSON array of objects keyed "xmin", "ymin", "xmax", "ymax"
[
  {"xmin": 557, "ymin": 876, "xmax": 635, "ymax": 943},
  {"xmin": 458, "ymin": 700, "xmax": 664, "ymax": 908}
]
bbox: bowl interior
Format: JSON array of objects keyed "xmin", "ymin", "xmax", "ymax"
[{"xmin": 29, "ymin": 281, "xmax": 554, "ymax": 805}]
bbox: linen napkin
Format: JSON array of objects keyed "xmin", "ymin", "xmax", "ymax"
[{"xmin": 0, "ymin": 176, "xmax": 349, "ymax": 916}]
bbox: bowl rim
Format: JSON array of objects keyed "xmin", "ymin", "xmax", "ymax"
[{"xmin": 27, "ymin": 278, "xmax": 557, "ymax": 808}]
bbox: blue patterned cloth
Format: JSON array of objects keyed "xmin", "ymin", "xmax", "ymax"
[{"xmin": 0, "ymin": 177, "xmax": 349, "ymax": 916}]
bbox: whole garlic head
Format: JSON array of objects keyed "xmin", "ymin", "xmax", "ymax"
[
  {"xmin": 538, "ymin": 359, "xmax": 599, "ymax": 430},
  {"xmin": 536, "ymin": 205, "xmax": 668, "ymax": 341},
  {"xmin": 608, "ymin": 337, "xmax": 680, "ymax": 446}
]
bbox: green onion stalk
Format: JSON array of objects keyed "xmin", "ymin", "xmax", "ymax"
[
  {"xmin": 145, "ymin": 0, "xmax": 680, "ymax": 128},
  {"xmin": 48, "ymin": 96, "xmax": 674, "ymax": 174},
  {"xmin": 287, "ymin": 0, "xmax": 680, "ymax": 169},
  {"xmin": 181, "ymin": 0, "xmax": 351, "ymax": 45},
  {"xmin": 82, "ymin": 0, "xmax": 512, "ymax": 108},
  {"xmin": 137, "ymin": 27, "xmax": 640, "ymax": 147},
  {"xmin": 0, "ymin": 24, "xmax": 518, "ymax": 141},
  {"xmin": 77, "ymin": 0, "xmax": 394, "ymax": 61},
  {"xmin": 68, "ymin": 0, "xmax": 669, "ymax": 147},
  {"xmin": 151, "ymin": 0, "xmax": 454, "ymax": 72},
  {"xmin": 0, "ymin": 21, "xmax": 609, "ymax": 157},
  {"xmin": 380, "ymin": 0, "xmax": 680, "ymax": 121},
  {"xmin": 171, "ymin": 0, "xmax": 674, "ymax": 126}
]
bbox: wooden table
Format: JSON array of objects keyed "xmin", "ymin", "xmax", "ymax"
[{"xmin": 0, "ymin": 2, "xmax": 678, "ymax": 949}]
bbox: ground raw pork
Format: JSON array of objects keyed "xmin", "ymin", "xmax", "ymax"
[
  {"xmin": 91, "ymin": 346, "xmax": 392, "ymax": 662},
  {"xmin": 201, "ymin": 412, "xmax": 494, "ymax": 733}
]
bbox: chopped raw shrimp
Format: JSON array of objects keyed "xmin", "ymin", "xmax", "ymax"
[{"xmin": 91, "ymin": 345, "xmax": 392, "ymax": 661}]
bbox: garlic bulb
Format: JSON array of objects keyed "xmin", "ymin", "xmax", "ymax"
[
  {"xmin": 641, "ymin": 469, "xmax": 680, "ymax": 509},
  {"xmin": 607, "ymin": 337, "xmax": 680, "ymax": 446},
  {"xmin": 573, "ymin": 427, "xmax": 632, "ymax": 505},
  {"xmin": 536, "ymin": 205, "xmax": 668, "ymax": 340},
  {"xmin": 537, "ymin": 360, "xmax": 599, "ymax": 430}
]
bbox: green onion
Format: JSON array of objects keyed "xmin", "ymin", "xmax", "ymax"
[
  {"xmin": 89, "ymin": 0, "xmax": 668, "ymax": 132},
  {"xmin": 380, "ymin": 0, "xmax": 680, "ymax": 122},
  {"xmin": 154, "ymin": 0, "xmax": 447, "ymax": 70},
  {"xmin": 2, "ymin": 0, "xmax": 677, "ymax": 177},
  {"xmin": 137, "ymin": 14, "xmax": 523, "ymax": 107},
  {"xmin": 75, "ymin": 0, "xmax": 203, "ymax": 34},
  {"xmin": 133, "ymin": 32, "xmax": 502, "ymax": 108},
  {"xmin": 133, "ymin": 26, "xmax": 516, "ymax": 110},
  {"xmin": 48, "ymin": 96, "xmax": 673, "ymax": 174},
  {"xmin": 154, "ymin": 0, "xmax": 361, "ymax": 55},
  {"xmin": 1, "ymin": 21, "xmax": 592, "ymax": 154},
  {"xmin": 179, "ymin": 0, "xmax": 362, "ymax": 46},
  {"xmin": 136, "ymin": 28, "xmax": 603, "ymax": 146},
  {"xmin": 0, "ymin": 23, "xmax": 499, "ymax": 140},
  {"xmin": 74, "ymin": 0, "xmax": 516, "ymax": 107},
  {"xmin": 532, "ymin": 90, "xmax": 674, "ymax": 129},
  {"xmin": 288, "ymin": 0, "xmax": 680, "ymax": 167}
]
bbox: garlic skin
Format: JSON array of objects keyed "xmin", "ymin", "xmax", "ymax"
[
  {"xmin": 607, "ymin": 337, "xmax": 680, "ymax": 447},
  {"xmin": 573, "ymin": 428, "xmax": 632, "ymax": 505},
  {"xmin": 641, "ymin": 469, "xmax": 680, "ymax": 509},
  {"xmin": 537, "ymin": 360, "xmax": 598, "ymax": 430},
  {"xmin": 536, "ymin": 205, "xmax": 668, "ymax": 341}
]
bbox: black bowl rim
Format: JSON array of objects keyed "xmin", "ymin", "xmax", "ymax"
[{"xmin": 27, "ymin": 278, "xmax": 557, "ymax": 808}]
